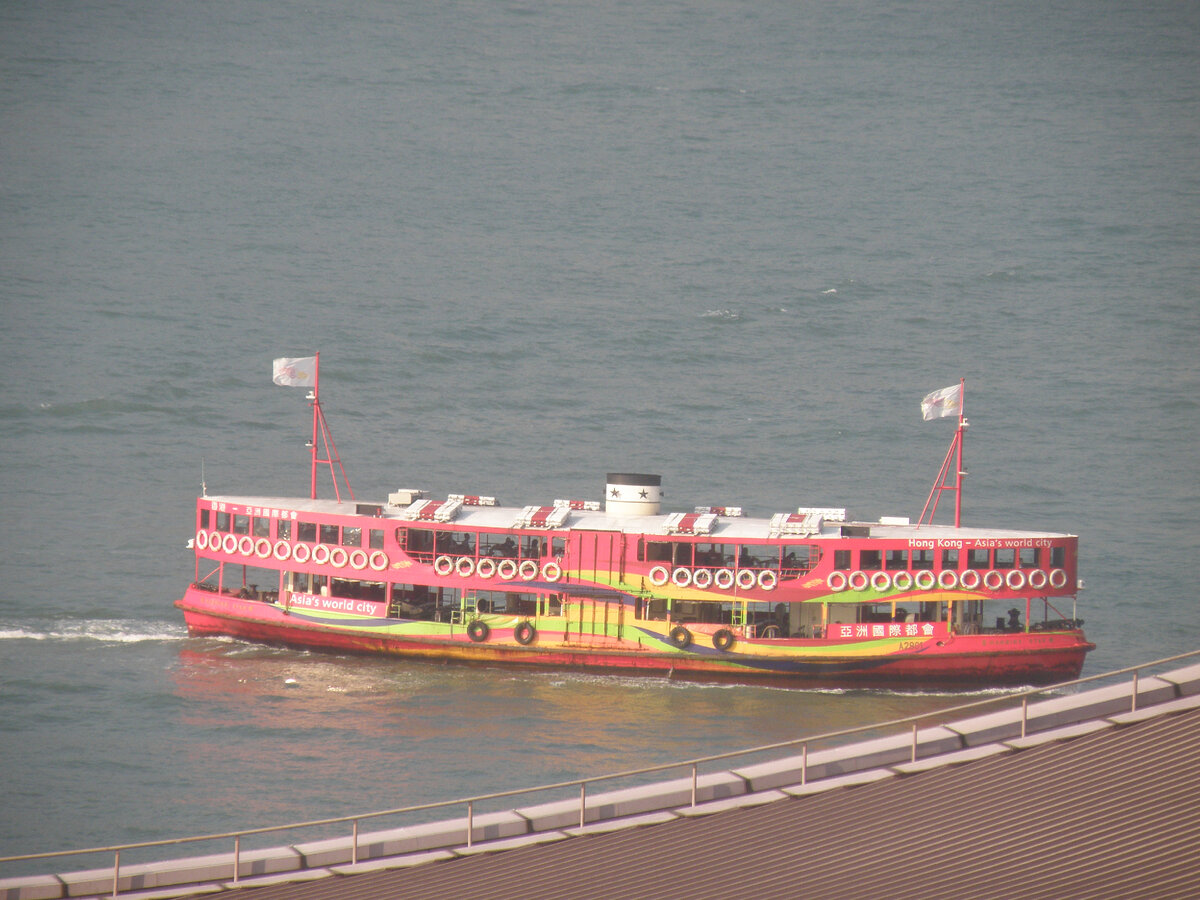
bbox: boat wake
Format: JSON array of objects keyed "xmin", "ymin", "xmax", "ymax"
[{"xmin": 0, "ymin": 619, "xmax": 188, "ymax": 644}]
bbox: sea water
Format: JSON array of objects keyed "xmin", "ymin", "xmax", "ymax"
[{"xmin": 1, "ymin": 0, "xmax": 1197, "ymax": 861}]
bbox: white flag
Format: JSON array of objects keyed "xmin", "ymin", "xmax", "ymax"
[
  {"xmin": 272, "ymin": 356, "xmax": 317, "ymax": 387},
  {"xmin": 921, "ymin": 383, "xmax": 962, "ymax": 420}
]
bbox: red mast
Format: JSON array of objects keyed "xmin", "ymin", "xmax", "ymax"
[
  {"xmin": 304, "ymin": 353, "xmax": 354, "ymax": 502},
  {"xmin": 917, "ymin": 379, "xmax": 966, "ymax": 527}
]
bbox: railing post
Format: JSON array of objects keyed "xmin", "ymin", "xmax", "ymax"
[
  {"xmin": 579, "ymin": 782, "xmax": 587, "ymax": 828},
  {"xmin": 111, "ymin": 848, "xmax": 120, "ymax": 898},
  {"xmin": 911, "ymin": 722, "xmax": 918, "ymax": 762},
  {"xmin": 691, "ymin": 764, "xmax": 698, "ymax": 807},
  {"xmin": 352, "ymin": 819, "xmax": 359, "ymax": 864},
  {"xmin": 801, "ymin": 742, "xmax": 808, "ymax": 785},
  {"xmin": 1021, "ymin": 696, "xmax": 1028, "ymax": 738},
  {"xmin": 233, "ymin": 836, "xmax": 240, "ymax": 883},
  {"xmin": 466, "ymin": 801, "xmax": 473, "ymax": 848},
  {"xmin": 1132, "ymin": 670, "xmax": 1139, "ymax": 712}
]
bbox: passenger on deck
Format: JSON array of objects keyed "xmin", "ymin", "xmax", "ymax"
[{"xmin": 1007, "ymin": 608, "xmax": 1022, "ymax": 631}]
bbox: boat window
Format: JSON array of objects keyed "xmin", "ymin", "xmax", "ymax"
[
  {"xmin": 941, "ymin": 548, "xmax": 958, "ymax": 570},
  {"xmin": 521, "ymin": 537, "xmax": 545, "ymax": 559},
  {"xmin": 994, "ymin": 548, "xmax": 1015, "ymax": 569},
  {"xmin": 834, "ymin": 550, "xmax": 851, "ymax": 570},
  {"xmin": 1051, "ymin": 546, "xmax": 1065, "ymax": 568},
  {"xmin": 368, "ymin": 529, "xmax": 384, "ymax": 550},
  {"xmin": 319, "ymin": 524, "xmax": 339, "ymax": 545},
  {"xmin": 552, "ymin": 537, "xmax": 566, "ymax": 557},
  {"xmin": 643, "ymin": 541, "xmax": 673, "ymax": 563},
  {"xmin": 436, "ymin": 531, "xmax": 476, "ymax": 555},
  {"xmin": 233, "ymin": 514, "xmax": 250, "ymax": 535},
  {"xmin": 674, "ymin": 543, "xmax": 694, "ymax": 566},
  {"xmin": 885, "ymin": 549, "xmax": 908, "ymax": 571},
  {"xmin": 695, "ymin": 544, "xmax": 733, "ymax": 567},
  {"xmin": 967, "ymin": 548, "xmax": 989, "ymax": 569},
  {"xmin": 474, "ymin": 590, "xmax": 537, "ymax": 615},
  {"xmin": 297, "ymin": 521, "xmax": 317, "ymax": 542},
  {"xmin": 252, "ymin": 517, "xmax": 271, "ymax": 538},
  {"xmin": 400, "ymin": 528, "xmax": 435, "ymax": 555},
  {"xmin": 341, "ymin": 526, "xmax": 362, "ymax": 547},
  {"xmin": 216, "ymin": 511, "xmax": 230, "ymax": 531},
  {"xmin": 858, "ymin": 549, "xmax": 882, "ymax": 570},
  {"xmin": 737, "ymin": 545, "xmax": 779, "ymax": 570},
  {"xmin": 1019, "ymin": 548, "xmax": 1039, "ymax": 569},
  {"xmin": 330, "ymin": 577, "xmax": 385, "ymax": 602},
  {"xmin": 277, "ymin": 520, "xmax": 292, "ymax": 541},
  {"xmin": 912, "ymin": 549, "xmax": 935, "ymax": 570},
  {"xmin": 479, "ymin": 533, "xmax": 519, "ymax": 558},
  {"xmin": 199, "ymin": 509, "xmax": 211, "ymax": 529},
  {"xmin": 781, "ymin": 545, "xmax": 817, "ymax": 573}
]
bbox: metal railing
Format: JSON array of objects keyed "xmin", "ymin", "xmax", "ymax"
[{"xmin": 2, "ymin": 648, "xmax": 1197, "ymax": 896}]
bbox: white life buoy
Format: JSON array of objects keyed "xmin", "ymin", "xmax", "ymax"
[
  {"xmin": 1028, "ymin": 569, "xmax": 1048, "ymax": 590},
  {"xmin": 983, "ymin": 570, "xmax": 1004, "ymax": 591},
  {"xmin": 649, "ymin": 566, "xmax": 670, "ymax": 587},
  {"xmin": 827, "ymin": 571, "xmax": 848, "ymax": 592},
  {"xmin": 870, "ymin": 571, "xmax": 891, "ymax": 592},
  {"xmin": 959, "ymin": 569, "xmax": 981, "ymax": 590},
  {"xmin": 292, "ymin": 543, "xmax": 312, "ymax": 564},
  {"xmin": 736, "ymin": 569, "xmax": 757, "ymax": 590},
  {"xmin": 1049, "ymin": 568, "xmax": 1068, "ymax": 589},
  {"xmin": 456, "ymin": 556, "xmax": 475, "ymax": 577},
  {"xmin": 273, "ymin": 540, "xmax": 292, "ymax": 561},
  {"xmin": 671, "ymin": 567, "xmax": 692, "ymax": 588},
  {"xmin": 848, "ymin": 571, "xmax": 870, "ymax": 592},
  {"xmin": 349, "ymin": 549, "xmax": 368, "ymax": 570},
  {"xmin": 916, "ymin": 570, "xmax": 937, "ymax": 590},
  {"xmin": 937, "ymin": 570, "xmax": 958, "ymax": 590},
  {"xmin": 692, "ymin": 568, "xmax": 713, "ymax": 589},
  {"xmin": 196, "ymin": 530, "xmax": 209, "ymax": 551},
  {"xmin": 369, "ymin": 550, "xmax": 389, "ymax": 572},
  {"xmin": 758, "ymin": 570, "xmax": 777, "ymax": 591},
  {"xmin": 476, "ymin": 558, "xmax": 497, "ymax": 579},
  {"xmin": 714, "ymin": 568, "xmax": 735, "ymax": 590},
  {"xmin": 209, "ymin": 531, "xmax": 223, "ymax": 552},
  {"xmin": 1006, "ymin": 569, "xmax": 1026, "ymax": 590},
  {"xmin": 329, "ymin": 547, "xmax": 349, "ymax": 568},
  {"xmin": 434, "ymin": 555, "xmax": 455, "ymax": 576},
  {"xmin": 311, "ymin": 544, "xmax": 331, "ymax": 566},
  {"xmin": 255, "ymin": 538, "xmax": 272, "ymax": 559},
  {"xmin": 891, "ymin": 571, "xmax": 913, "ymax": 591},
  {"xmin": 542, "ymin": 561, "xmax": 562, "ymax": 582},
  {"xmin": 497, "ymin": 559, "xmax": 518, "ymax": 580},
  {"xmin": 519, "ymin": 560, "xmax": 538, "ymax": 581},
  {"xmin": 238, "ymin": 536, "xmax": 255, "ymax": 556},
  {"xmin": 221, "ymin": 533, "xmax": 238, "ymax": 554}
]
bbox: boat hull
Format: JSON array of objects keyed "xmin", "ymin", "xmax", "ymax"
[{"xmin": 176, "ymin": 588, "xmax": 1093, "ymax": 688}]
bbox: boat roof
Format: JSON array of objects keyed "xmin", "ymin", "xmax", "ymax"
[{"xmin": 204, "ymin": 494, "xmax": 1075, "ymax": 542}]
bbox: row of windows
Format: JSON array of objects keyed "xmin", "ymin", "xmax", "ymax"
[
  {"xmin": 833, "ymin": 546, "xmax": 1066, "ymax": 572},
  {"xmin": 638, "ymin": 541, "xmax": 820, "ymax": 572},
  {"xmin": 398, "ymin": 528, "xmax": 566, "ymax": 561},
  {"xmin": 200, "ymin": 510, "xmax": 384, "ymax": 550}
]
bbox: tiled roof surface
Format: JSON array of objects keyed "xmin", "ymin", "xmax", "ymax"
[{"xmin": 214, "ymin": 703, "xmax": 1200, "ymax": 900}]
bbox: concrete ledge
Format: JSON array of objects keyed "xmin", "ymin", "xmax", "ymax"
[
  {"xmin": 732, "ymin": 725, "xmax": 961, "ymax": 792},
  {"xmin": 1153, "ymin": 663, "xmax": 1200, "ymax": 697},
  {"xmin": 1107, "ymin": 693, "xmax": 1200, "ymax": 726},
  {"xmin": 1002, "ymin": 719, "xmax": 1114, "ymax": 750},
  {"xmin": 0, "ymin": 874, "xmax": 63, "ymax": 900},
  {"xmin": 891, "ymin": 742, "xmax": 1010, "ymax": 775},
  {"xmin": 216, "ymin": 868, "xmax": 332, "ymax": 890},
  {"xmin": 59, "ymin": 846, "xmax": 301, "ymax": 898},
  {"xmin": 451, "ymin": 831, "xmax": 570, "ymax": 858},
  {"xmin": 327, "ymin": 850, "xmax": 453, "ymax": 876},
  {"xmin": 782, "ymin": 767, "xmax": 897, "ymax": 797},
  {"xmin": 562, "ymin": 811, "xmax": 680, "ymax": 837},
  {"xmin": 77, "ymin": 884, "xmax": 225, "ymax": 900},
  {"xmin": 675, "ymin": 790, "xmax": 789, "ymax": 818}
]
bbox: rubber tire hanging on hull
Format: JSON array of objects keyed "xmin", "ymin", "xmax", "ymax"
[
  {"xmin": 514, "ymin": 620, "xmax": 536, "ymax": 645},
  {"xmin": 466, "ymin": 620, "xmax": 490, "ymax": 643},
  {"xmin": 712, "ymin": 628, "xmax": 734, "ymax": 651},
  {"xmin": 669, "ymin": 625, "xmax": 692, "ymax": 649}
]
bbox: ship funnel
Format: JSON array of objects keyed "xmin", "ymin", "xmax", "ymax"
[{"xmin": 605, "ymin": 473, "xmax": 662, "ymax": 516}]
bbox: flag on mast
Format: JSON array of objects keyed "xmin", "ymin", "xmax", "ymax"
[
  {"xmin": 921, "ymin": 383, "xmax": 963, "ymax": 421},
  {"xmin": 272, "ymin": 356, "xmax": 317, "ymax": 387}
]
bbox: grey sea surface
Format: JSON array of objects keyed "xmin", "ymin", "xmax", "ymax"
[{"xmin": 1, "ymin": 0, "xmax": 1197, "ymax": 862}]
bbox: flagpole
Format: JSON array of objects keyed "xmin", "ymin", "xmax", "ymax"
[
  {"xmin": 954, "ymin": 377, "xmax": 966, "ymax": 527},
  {"xmin": 309, "ymin": 352, "xmax": 320, "ymax": 501}
]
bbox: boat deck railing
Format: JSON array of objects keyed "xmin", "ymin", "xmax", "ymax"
[{"xmin": 3, "ymin": 649, "xmax": 1199, "ymax": 898}]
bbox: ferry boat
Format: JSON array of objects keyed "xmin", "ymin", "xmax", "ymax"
[{"xmin": 176, "ymin": 359, "xmax": 1095, "ymax": 687}]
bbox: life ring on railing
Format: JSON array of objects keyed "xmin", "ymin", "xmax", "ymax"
[
  {"xmin": 329, "ymin": 547, "xmax": 349, "ymax": 568},
  {"xmin": 514, "ymin": 620, "xmax": 537, "ymax": 645},
  {"xmin": 672, "ymin": 567, "xmax": 692, "ymax": 588},
  {"xmin": 209, "ymin": 531, "xmax": 223, "ymax": 552},
  {"xmin": 311, "ymin": 544, "xmax": 331, "ymax": 566},
  {"xmin": 1049, "ymin": 568, "xmax": 1068, "ymax": 589},
  {"xmin": 456, "ymin": 556, "xmax": 475, "ymax": 577},
  {"xmin": 649, "ymin": 566, "xmax": 670, "ymax": 587},
  {"xmin": 476, "ymin": 558, "xmax": 497, "ymax": 579},
  {"xmin": 274, "ymin": 540, "xmax": 292, "ymax": 561},
  {"xmin": 959, "ymin": 569, "xmax": 981, "ymax": 590},
  {"xmin": 892, "ymin": 571, "xmax": 913, "ymax": 591},
  {"xmin": 519, "ymin": 560, "xmax": 539, "ymax": 581},
  {"xmin": 542, "ymin": 562, "xmax": 562, "ymax": 582},
  {"xmin": 1006, "ymin": 569, "xmax": 1026, "ymax": 590},
  {"xmin": 669, "ymin": 625, "xmax": 692, "ymax": 649},
  {"xmin": 222, "ymin": 533, "xmax": 238, "ymax": 554},
  {"xmin": 1028, "ymin": 569, "xmax": 1048, "ymax": 590},
  {"xmin": 255, "ymin": 538, "xmax": 272, "ymax": 559},
  {"xmin": 237, "ymin": 536, "xmax": 255, "ymax": 556},
  {"xmin": 369, "ymin": 550, "xmax": 389, "ymax": 572},
  {"xmin": 827, "ymin": 571, "xmax": 848, "ymax": 592},
  {"xmin": 196, "ymin": 530, "xmax": 209, "ymax": 551},
  {"xmin": 692, "ymin": 568, "xmax": 713, "ymax": 589},
  {"xmin": 736, "ymin": 569, "xmax": 757, "ymax": 590},
  {"xmin": 712, "ymin": 628, "xmax": 734, "ymax": 651},
  {"xmin": 848, "ymin": 570, "xmax": 870, "ymax": 592},
  {"xmin": 349, "ymin": 549, "xmax": 369, "ymax": 571},
  {"xmin": 497, "ymin": 559, "xmax": 518, "ymax": 580},
  {"xmin": 758, "ymin": 570, "xmax": 778, "ymax": 591},
  {"xmin": 936, "ymin": 570, "xmax": 957, "ymax": 590},
  {"xmin": 292, "ymin": 543, "xmax": 311, "ymax": 564},
  {"xmin": 915, "ymin": 570, "xmax": 937, "ymax": 590},
  {"xmin": 983, "ymin": 570, "xmax": 1004, "ymax": 591},
  {"xmin": 434, "ymin": 555, "xmax": 455, "ymax": 576},
  {"xmin": 714, "ymin": 568, "xmax": 735, "ymax": 590},
  {"xmin": 870, "ymin": 571, "xmax": 891, "ymax": 592},
  {"xmin": 466, "ymin": 620, "xmax": 490, "ymax": 643}
]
